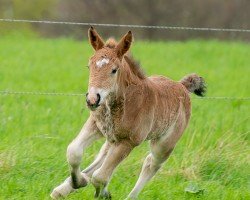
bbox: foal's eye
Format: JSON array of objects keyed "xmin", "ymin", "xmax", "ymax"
[{"xmin": 111, "ymin": 69, "xmax": 117, "ymax": 74}]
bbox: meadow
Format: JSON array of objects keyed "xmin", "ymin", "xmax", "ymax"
[{"xmin": 0, "ymin": 33, "xmax": 249, "ymax": 200}]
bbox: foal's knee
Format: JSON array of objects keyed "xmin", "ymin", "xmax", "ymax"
[
  {"xmin": 66, "ymin": 142, "xmax": 82, "ymax": 167},
  {"xmin": 91, "ymin": 169, "xmax": 108, "ymax": 188}
]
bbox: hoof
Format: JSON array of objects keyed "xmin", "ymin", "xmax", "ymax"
[
  {"xmin": 94, "ymin": 187, "xmax": 100, "ymax": 198},
  {"xmin": 50, "ymin": 178, "xmax": 75, "ymax": 199},
  {"xmin": 50, "ymin": 188, "xmax": 71, "ymax": 199},
  {"xmin": 50, "ymin": 190, "xmax": 63, "ymax": 199},
  {"xmin": 94, "ymin": 188, "xmax": 111, "ymax": 199}
]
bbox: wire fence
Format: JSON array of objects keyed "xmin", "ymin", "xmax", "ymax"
[
  {"xmin": 0, "ymin": 91, "xmax": 250, "ymax": 101},
  {"xmin": 1, "ymin": 18, "xmax": 250, "ymax": 33},
  {"xmin": 0, "ymin": 91, "xmax": 85, "ymax": 97},
  {"xmin": 1, "ymin": 18, "xmax": 250, "ymax": 102}
]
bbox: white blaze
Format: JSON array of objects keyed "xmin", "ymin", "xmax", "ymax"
[{"xmin": 96, "ymin": 58, "xmax": 109, "ymax": 68}]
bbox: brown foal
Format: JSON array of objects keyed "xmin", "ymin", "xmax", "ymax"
[{"xmin": 51, "ymin": 27, "xmax": 206, "ymax": 199}]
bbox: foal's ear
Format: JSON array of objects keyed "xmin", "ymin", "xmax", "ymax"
[
  {"xmin": 88, "ymin": 27, "xmax": 105, "ymax": 51},
  {"xmin": 116, "ymin": 31, "xmax": 133, "ymax": 58}
]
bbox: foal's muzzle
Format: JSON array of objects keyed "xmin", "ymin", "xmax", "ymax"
[{"xmin": 86, "ymin": 92, "xmax": 101, "ymax": 110}]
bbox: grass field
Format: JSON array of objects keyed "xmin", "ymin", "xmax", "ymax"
[{"xmin": 0, "ymin": 33, "xmax": 249, "ymax": 200}]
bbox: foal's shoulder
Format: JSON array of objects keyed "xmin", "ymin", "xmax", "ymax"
[
  {"xmin": 123, "ymin": 83, "xmax": 155, "ymax": 112},
  {"xmin": 123, "ymin": 83, "xmax": 152, "ymax": 104},
  {"xmin": 122, "ymin": 83, "xmax": 155, "ymax": 134}
]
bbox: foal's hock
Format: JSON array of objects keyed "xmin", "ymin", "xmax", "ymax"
[{"xmin": 51, "ymin": 27, "xmax": 206, "ymax": 199}]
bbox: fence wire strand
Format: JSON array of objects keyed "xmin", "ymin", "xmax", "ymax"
[
  {"xmin": 0, "ymin": 91, "xmax": 250, "ymax": 101},
  {"xmin": 1, "ymin": 18, "xmax": 250, "ymax": 33},
  {"xmin": 0, "ymin": 91, "xmax": 85, "ymax": 97}
]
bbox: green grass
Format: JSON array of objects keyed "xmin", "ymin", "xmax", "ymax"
[{"xmin": 0, "ymin": 34, "xmax": 249, "ymax": 200}]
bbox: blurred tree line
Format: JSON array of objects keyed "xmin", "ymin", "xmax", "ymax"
[{"xmin": 0, "ymin": 0, "xmax": 249, "ymax": 41}]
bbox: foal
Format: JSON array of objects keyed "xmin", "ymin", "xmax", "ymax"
[{"xmin": 51, "ymin": 27, "xmax": 206, "ymax": 199}]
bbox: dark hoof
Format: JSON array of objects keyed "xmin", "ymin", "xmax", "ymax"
[
  {"xmin": 94, "ymin": 188, "xmax": 111, "ymax": 199},
  {"xmin": 100, "ymin": 190, "xmax": 112, "ymax": 199},
  {"xmin": 94, "ymin": 187, "xmax": 100, "ymax": 198}
]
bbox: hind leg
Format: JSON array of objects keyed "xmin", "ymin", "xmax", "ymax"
[
  {"xmin": 127, "ymin": 145, "xmax": 173, "ymax": 199},
  {"xmin": 127, "ymin": 117, "xmax": 187, "ymax": 199}
]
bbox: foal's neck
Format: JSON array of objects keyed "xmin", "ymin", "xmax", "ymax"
[{"xmin": 116, "ymin": 57, "xmax": 144, "ymax": 96}]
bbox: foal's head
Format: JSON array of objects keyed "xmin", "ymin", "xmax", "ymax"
[{"xmin": 86, "ymin": 27, "xmax": 133, "ymax": 110}]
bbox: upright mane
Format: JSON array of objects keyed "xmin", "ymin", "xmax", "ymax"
[
  {"xmin": 105, "ymin": 38, "xmax": 117, "ymax": 49},
  {"xmin": 123, "ymin": 55, "xmax": 146, "ymax": 80}
]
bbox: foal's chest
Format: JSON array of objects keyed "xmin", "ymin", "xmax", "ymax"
[{"xmin": 93, "ymin": 100, "xmax": 123, "ymax": 142}]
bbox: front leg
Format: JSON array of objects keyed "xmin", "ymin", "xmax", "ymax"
[
  {"xmin": 67, "ymin": 117, "xmax": 102, "ymax": 188},
  {"xmin": 91, "ymin": 140, "xmax": 135, "ymax": 199},
  {"xmin": 82, "ymin": 140, "xmax": 110, "ymax": 177},
  {"xmin": 51, "ymin": 116, "xmax": 102, "ymax": 199}
]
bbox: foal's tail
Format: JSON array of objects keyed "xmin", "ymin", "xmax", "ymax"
[{"xmin": 180, "ymin": 74, "xmax": 206, "ymax": 97}]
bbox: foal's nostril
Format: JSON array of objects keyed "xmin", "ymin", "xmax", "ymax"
[{"xmin": 96, "ymin": 93, "xmax": 101, "ymax": 105}]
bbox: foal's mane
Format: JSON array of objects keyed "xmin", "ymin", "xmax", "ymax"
[
  {"xmin": 105, "ymin": 38, "xmax": 146, "ymax": 81},
  {"xmin": 123, "ymin": 55, "xmax": 146, "ymax": 80}
]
